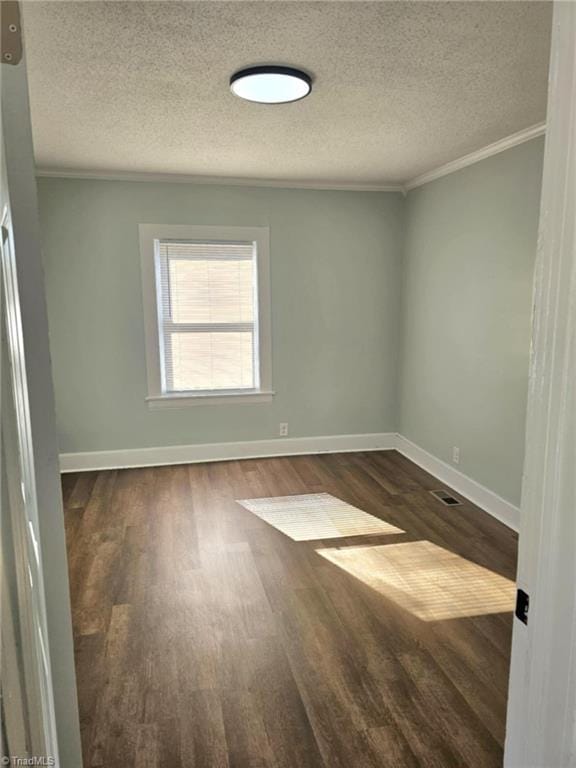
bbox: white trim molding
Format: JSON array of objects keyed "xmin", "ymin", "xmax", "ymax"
[
  {"xmin": 139, "ymin": 223, "xmax": 273, "ymax": 407},
  {"xmin": 505, "ymin": 5, "xmax": 576, "ymax": 767},
  {"xmin": 405, "ymin": 122, "xmax": 546, "ymax": 192},
  {"xmin": 36, "ymin": 123, "xmax": 546, "ymax": 196},
  {"xmin": 59, "ymin": 432, "xmax": 398, "ymax": 473},
  {"xmin": 59, "ymin": 431, "xmax": 518, "ymax": 532},
  {"xmin": 396, "ymin": 435, "xmax": 520, "ymax": 531},
  {"xmin": 3, "ymin": 47, "xmax": 82, "ymax": 764},
  {"xmin": 35, "ymin": 168, "xmax": 404, "ymax": 194},
  {"xmin": 146, "ymin": 390, "xmax": 275, "ymax": 408}
]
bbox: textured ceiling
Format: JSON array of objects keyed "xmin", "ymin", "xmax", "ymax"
[{"xmin": 24, "ymin": 1, "xmax": 551, "ymax": 185}]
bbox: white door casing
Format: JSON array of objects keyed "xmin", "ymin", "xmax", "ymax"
[
  {"xmin": 1, "ymin": 3, "xmax": 82, "ymax": 765},
  {"xmin": 505, "ymin": 4, "xmax": 576, "ymax": 767}
]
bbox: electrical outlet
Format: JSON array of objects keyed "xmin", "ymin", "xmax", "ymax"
[
  {"xmin": 279, "ymin": 422, "xmax": 289, "ymax": 437},
  {"xmin": 452, "ymin": 446, "xmax": 460, "ymax": 465}
]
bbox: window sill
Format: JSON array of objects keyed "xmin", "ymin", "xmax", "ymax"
[{"xmin": 146, "ymin": 390, "xmax": 275, "ymax": 409}]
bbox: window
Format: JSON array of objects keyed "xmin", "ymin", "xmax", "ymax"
[{"xmin": 140, "ymin": 225, "xmax": 272, "ymax": 407}]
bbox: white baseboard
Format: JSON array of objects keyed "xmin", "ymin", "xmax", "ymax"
[
  {"xmin": 59, "ymin": 431, "xmax": 520, "ymax": 531},
  {"xmin": 396, "ymin": 434, "xmax": 520, "ymax": 531},
  {"xmin": 59, "ymin": 432, "xmax": 397, "ymax": 473}
]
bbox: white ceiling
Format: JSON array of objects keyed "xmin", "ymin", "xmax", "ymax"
[{"xmin": 24, "ymin": 1, "xmax": 551, "ymax": 186}]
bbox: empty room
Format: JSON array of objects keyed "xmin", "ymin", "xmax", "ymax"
[{"xmin": 3, "ymin": 1, "xmax": 576, "ymax": 767}]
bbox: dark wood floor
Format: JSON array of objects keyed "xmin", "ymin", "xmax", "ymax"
[{"xmin": 62, "ymin": 450, "xmax": 518, "ymax": 768}]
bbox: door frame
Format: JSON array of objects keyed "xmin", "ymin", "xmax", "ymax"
[
  {"xmin": 1, "ymin": 4, "xmax": 82, "ymax": 765},
  {"xmin": 504, "ymin": 4, "xmax": 576, "ymax": 767}
]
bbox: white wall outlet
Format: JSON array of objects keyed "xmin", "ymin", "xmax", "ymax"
[
  {"xmin": 452, "ymin": 446, "xmax": 460, "ymax": 465},
  {"xmin": 279, "ymin": 422, "xmax": 289, "ymax": 437}
]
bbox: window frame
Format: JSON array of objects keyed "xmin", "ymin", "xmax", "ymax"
[{"xmin": 139, "ymin": 224, "xmax": 273, "ymax": 408}]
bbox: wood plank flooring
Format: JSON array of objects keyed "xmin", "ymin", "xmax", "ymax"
[{"xmin": 62, "ymin": 450, "xmax": 518, "ymax": 768}]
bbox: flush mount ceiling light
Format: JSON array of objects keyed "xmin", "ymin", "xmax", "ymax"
[{"xmin": 230, "ymin": 66, "xmax": 312, "ymax": 104}]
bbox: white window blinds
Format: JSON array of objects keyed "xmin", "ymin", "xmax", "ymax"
[{"xmin": 156, "ymin": 240, "xmax": 259, "ymax": 393}]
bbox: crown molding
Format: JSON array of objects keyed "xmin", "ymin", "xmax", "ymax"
[
  {"xmin": 404, "ymin": 122, "xmax": 546, "ymax": 192},
  {"xmin": 36, "ymin": 122, "xmax": 546, "ymax": 194},
  {"xmin": 35, "ymin": 168, "xmax": 404, "ymax": 193}
]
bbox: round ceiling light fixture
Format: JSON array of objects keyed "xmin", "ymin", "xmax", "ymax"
[{"xmin": 230, "ymin": 65, "xmax": 312, "ymax": 104}]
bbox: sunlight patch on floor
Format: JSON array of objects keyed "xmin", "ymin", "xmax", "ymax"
[
  {"xmin": 316, "ymin": 540, "xmax": 515, "ymax": 621},
  {"xmin": 236, "ymin": 493, "xmax": 403, "ymax": 541}
]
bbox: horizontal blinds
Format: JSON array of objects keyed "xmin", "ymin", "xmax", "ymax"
[{"xmin": 158, "ymin": 240, "xmax": 258, "ymax": 392}]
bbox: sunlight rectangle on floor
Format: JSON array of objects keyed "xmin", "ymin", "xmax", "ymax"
[
  {"xmin": 316, "ymin": 540, "xmax": 515, "ymax": 620},
  {"xmin": 236, "ymin": 492, "xmax": 403, "ymax": 541}
]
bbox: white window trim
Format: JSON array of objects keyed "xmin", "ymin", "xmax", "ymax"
[{"xmin": 139, "ymin": 223, "xmax": 273, "ymax": 407}]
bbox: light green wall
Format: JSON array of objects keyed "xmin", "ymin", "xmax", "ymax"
[
  {"xmin": 37, "ymin": 180, "xmax": 404, "ymax": 453},
  {"xmin": 399, "ymin": 137, "xmax": 544, "ymax": 506},
  {"xmin": 38, "ymin": 140, "xmax": 543, "ymax": 507}
]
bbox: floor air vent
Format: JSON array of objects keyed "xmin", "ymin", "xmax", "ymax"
[{"xmin": 430, "ymin": 489, "xmax": 462, "ymax": 506}]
